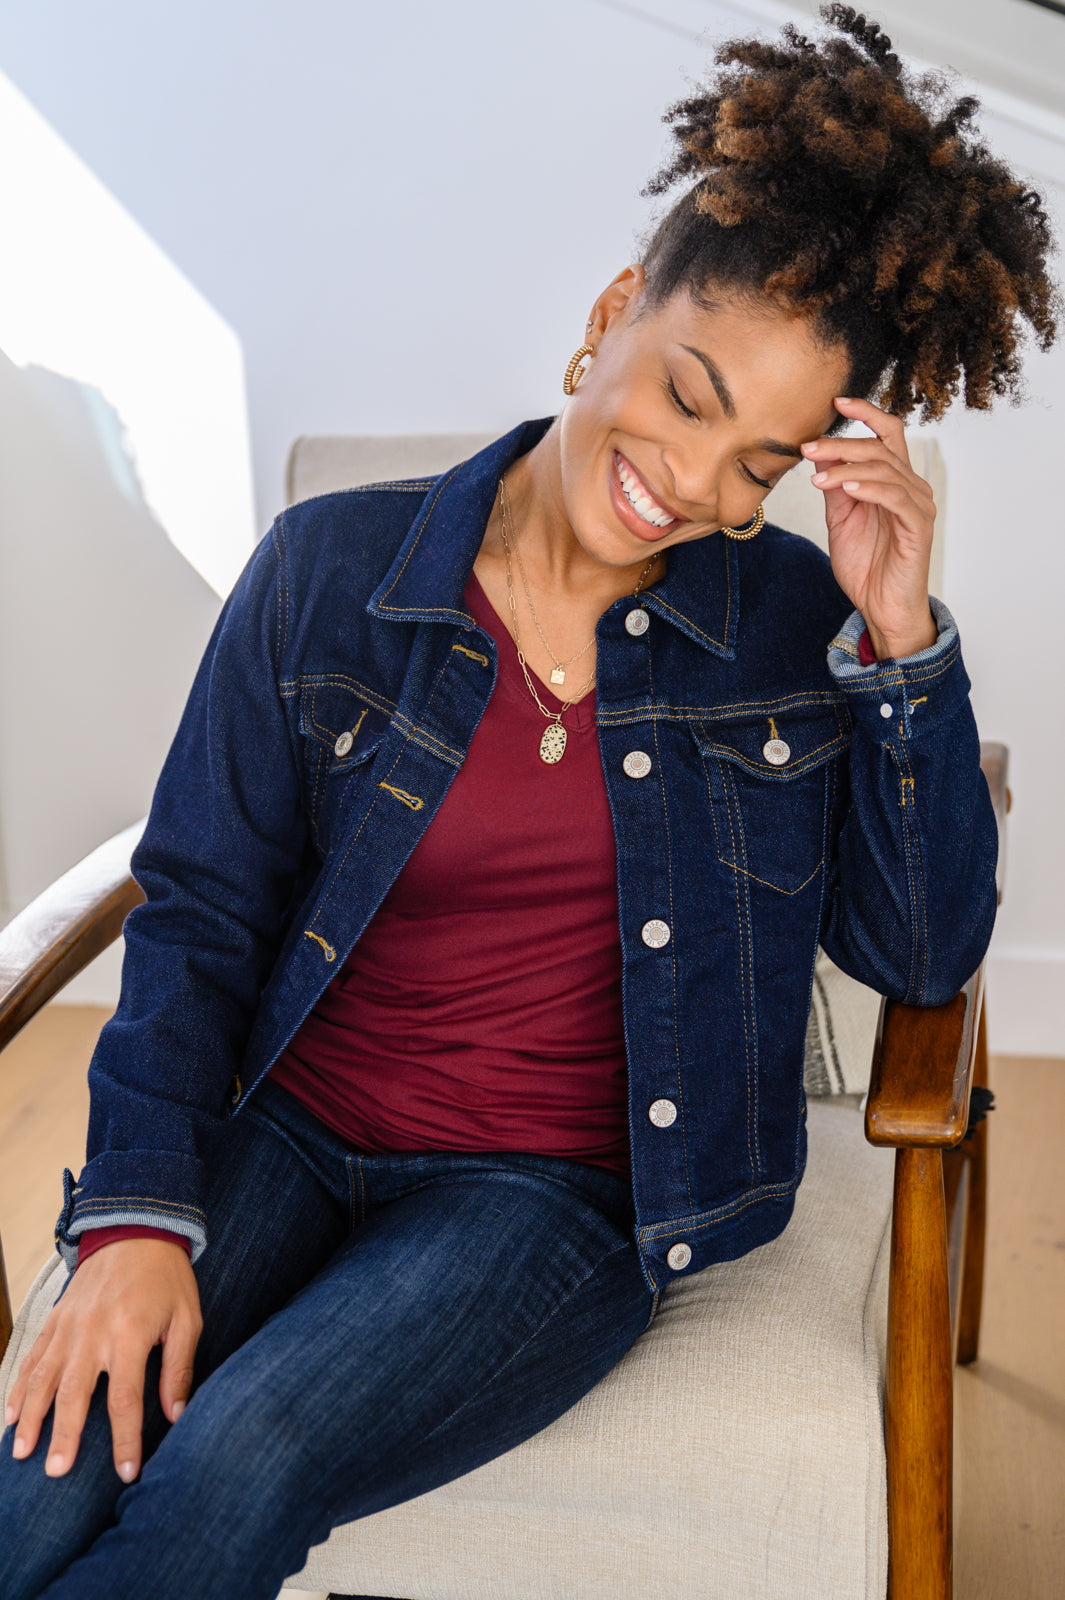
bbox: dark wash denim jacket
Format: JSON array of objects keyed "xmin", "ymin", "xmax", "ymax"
[{"xmin": 56, "ymin": 418, "xmax": 997, "ymax": 1297}]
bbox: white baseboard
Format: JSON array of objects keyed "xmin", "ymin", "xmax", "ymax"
[{"xmin": 986, "ymin": 948, "xmax": 1065, "ymax": 1059}]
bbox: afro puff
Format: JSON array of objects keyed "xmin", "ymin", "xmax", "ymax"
[{"xmin": 640, "ymin": 4, "xmax": 1059, "ymax": 421}]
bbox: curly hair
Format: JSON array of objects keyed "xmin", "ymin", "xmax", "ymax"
[{"xmin": 639, "ymin": 4, "xmax": 1059, "ymax": 422}]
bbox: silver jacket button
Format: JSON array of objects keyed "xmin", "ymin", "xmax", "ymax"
[
  {"xmin": 648, "ymin": 1098, "xmax": 678, "ymax": 1127},
  {"xmin": 667, "ymin": 1242, "xmax": 692, "ymax": 1271},
  {"xmin": 762, "ymin": 737, "xmax": 790, "ymax": 766},
  {"xmin": 625, "ymin": 607, "xmax": 649, "ymax": 637},
  {"xmin": 623, "ymin": 750, "xmax": 652, "ymax": 779},
  {"xmin": 334, "ymin": 730, "xmax": 355, "ymax": 757},
  {"xmin": 641, "ymin": 919, "xmax": 671, "ymax": 949}
]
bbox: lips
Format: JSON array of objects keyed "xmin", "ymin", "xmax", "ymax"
[{"xmin": 610, "ymin": 450, "xmax": 684, "ymax": 542}]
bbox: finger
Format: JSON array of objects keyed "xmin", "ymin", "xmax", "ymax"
[
  {"xmin": 44, "ymin": 1364, "xmax": 98, "ymax": 1477},
  {"xmin": 5, "ymin": 1323, "xmax": 54, "ymax": 1426},
  {"xmin": 106, "ymin": 1360, "xmax": 147, "ymax": 1483},
  {"xmin": 832, "ymin": 397, "xmax": 910, "ymax": 461},
  {"xmin": 159, "ymin": 1315, "xmax": 202, "ymax": 1424},
  {"xmin": 801, "ymin": 435, "xmax": 931, "ymax": 496},
  {"xmin": 817, "ymin": 473, "xmax": 926, "ymax": 527},
  {"xmin": 811, "ymin": 459, "xmax": 928, "ymax": 511},
  {"xmin": 11, "ymin": 1348, "xmax": 63, "ymax": 1461},
  {"xmin": 799, "ymin": 438, "xmax": 927, "ymax": 505}
]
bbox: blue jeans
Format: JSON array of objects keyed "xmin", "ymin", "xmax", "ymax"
[{"xmin": 0, "ymin": 1079, "xmax": 654, "ymax": 1599}]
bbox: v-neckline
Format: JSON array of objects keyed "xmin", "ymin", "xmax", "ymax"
[{"xmin": 464, "ymin": 569, "xmax": 597, "ymax": 729}]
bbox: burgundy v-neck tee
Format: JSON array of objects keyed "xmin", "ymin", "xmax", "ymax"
[{"xmin": 266, "ymin": 569, "xmax": 632, "ymax": 1177}]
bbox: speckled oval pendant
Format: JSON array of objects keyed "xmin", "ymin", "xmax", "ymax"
[{"xmin": 539, "ymin": 723, "xmax": 567, "ymax": 764}]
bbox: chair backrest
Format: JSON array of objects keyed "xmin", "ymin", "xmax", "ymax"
[{"xmin": 286, "ymin": 429, "xmax": 946, "ymax": 598}]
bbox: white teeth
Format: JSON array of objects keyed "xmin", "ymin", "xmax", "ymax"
[{"xmin": 616, "ymin": 454, "xmax": 674, "ymax": 527}]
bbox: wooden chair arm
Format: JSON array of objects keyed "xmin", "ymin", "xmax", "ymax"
[
  {"xmin": 864, "ymin": 969, "xmax": 984, "ymax": 1149},
  {"xmin": 0, "ymin": 820, "xmax": 146, "ymax": 1054},
  {"xmin": 865, "ymin": 739, "xmax": 1004, "ymax": 1152}
]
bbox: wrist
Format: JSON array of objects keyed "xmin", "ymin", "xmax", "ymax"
[{"xmin": 865, "ymin": 607, "xmax": 937, "ymax": 661}]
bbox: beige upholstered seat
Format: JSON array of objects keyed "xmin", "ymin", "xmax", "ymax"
[{"xmin": 1, "ymin": 1102, "xmax": 892, "ymax": 1600}]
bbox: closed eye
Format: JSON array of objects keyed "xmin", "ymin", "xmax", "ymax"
[
  {"xmin": 664, "ymin": 377, "xmax": 698, "ymax": 420},
  {"xmin": 667, "ymin": 372, "xmax": 772, "ymax": 490}
]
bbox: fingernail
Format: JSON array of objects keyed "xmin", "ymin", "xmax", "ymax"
[
  {"xmin": 812, "ymin": 471, "xmax": 828, "ymax": 485},
  {"xmin": 45, "ymin": 1453, "xmax": 66, "ymax": 1476},
  {"xmin": 836, "ymin": 396, "xmax": 853, "ymax": 403},
  {"xmin": 4, "ymin": 1404, "xmax": 15, "ymax": 1426},
  {"xmin": 171, "ymin": 1401, "xmax": 185, "ymax": 1421},
  {"xmin": 801, "ymin": 442, "xmax": 817, "ymax": 455},
  {"xmin": 843, "ymin": 479, "xmax": 860, "ymax": 492},
  {"xmin": 12, "ymin": 1435, "xmax": 29, "ymax": 1459},
  {"xmin": 118, "ymin": 1460, "xmax": 137, "ymax": 1483}
]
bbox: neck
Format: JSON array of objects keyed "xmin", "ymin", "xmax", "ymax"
[{"xmin": 494, "ymin": 421, "xmax": 664, "ymax": 604}]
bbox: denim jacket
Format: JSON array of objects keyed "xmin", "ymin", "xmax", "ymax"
[{"xmin": 56, "ymin": 418, "xmax": 997, "ymax": 1297}]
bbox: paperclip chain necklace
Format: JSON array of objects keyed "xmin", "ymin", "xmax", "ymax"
[
  {"xmin": 497, "ymin": 474, "xmax": 659, "ymax": 765},
  {"xmin": 504, "ymin": 478, "xmax": 596, "ymax": 687}
]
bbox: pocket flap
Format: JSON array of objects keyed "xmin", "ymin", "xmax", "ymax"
[
  {"xmin": 298, "ymin": 682, "xmax": 387, "ymax": 769},
  {"xmin": 692, "ymin": 701, "xmax": 849, "ymax": 780}
]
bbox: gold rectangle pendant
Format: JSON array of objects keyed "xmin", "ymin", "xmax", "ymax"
[{"xmin": 550, "ymin": 667, "xmax": 566, "ymax": 685}]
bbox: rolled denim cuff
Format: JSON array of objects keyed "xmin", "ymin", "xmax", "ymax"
[
  {"xmin": 827, "ymin": 596, "xmax": 970, "ymax": 744},
  {"xmin": 54, "ymin": 1158, "xmax": 208, "ymax": 1270}
]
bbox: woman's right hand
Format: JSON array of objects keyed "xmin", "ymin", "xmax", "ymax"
[{"xmin": 5, "ymin": 1236, "xmax": 202, "ymax": 1482}]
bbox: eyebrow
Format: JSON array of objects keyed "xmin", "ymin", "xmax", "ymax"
[{"xmin": 680, "ymin": 344, "xmax": 804, "ymax": 460}]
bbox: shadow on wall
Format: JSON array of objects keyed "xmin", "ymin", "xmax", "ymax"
[{"xmin": 0, "ymin": 346, "xmax": 223, "ymax": 997}]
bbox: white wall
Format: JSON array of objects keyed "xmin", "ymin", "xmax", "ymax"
[
  {"xmin": 0, "ymin": 64, "xmax": 256, "ymax": 1001},
  {"xmin": 0, "ymin": 0, "xmax": 1062, "ymax": 1051}
]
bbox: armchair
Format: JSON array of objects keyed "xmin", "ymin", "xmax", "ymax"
[{"xmin": 0, "ymin": 432, "xmax": 1004, "ymax": 1600}]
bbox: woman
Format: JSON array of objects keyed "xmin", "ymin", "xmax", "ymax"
[{"xmin": 1, "ymin": 7, "xmax": 1057, "ymax": 1596}]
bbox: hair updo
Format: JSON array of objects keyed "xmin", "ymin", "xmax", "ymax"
[{"xmin": 639, "ymin": 3, "xmax": 1059, "ymax": 422}]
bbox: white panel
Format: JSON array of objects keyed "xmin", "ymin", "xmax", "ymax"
[{"xmin": 0, "ymin": 69, "xmax": 255, "ymax": 599}]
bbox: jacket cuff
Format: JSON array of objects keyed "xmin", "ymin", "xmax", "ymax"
[
  {"xmin": 827, "ymin": 596, "xmax": 970, "ymax": 744},
  {"xmin": 54, "ymin": 1156, "xmax": 208, "ymax": 1270},
  {"xmin": 77, "ymin": 1225, "xmax": 195, "ymax": 1270}
]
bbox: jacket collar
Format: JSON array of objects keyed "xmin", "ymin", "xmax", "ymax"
[{"xmin": 368, "ymin": 417, "xmax": 738, "ymax": 659}]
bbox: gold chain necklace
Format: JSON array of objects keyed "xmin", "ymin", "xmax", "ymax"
[
  {"xmin": 502, "ymin": 476, "xmax": 595, "ymax": 685},
  {"xmin": 497, "ymin": 475, "xmax": 659, "ymax": 765}
]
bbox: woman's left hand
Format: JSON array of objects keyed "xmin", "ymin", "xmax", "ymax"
[{"xmin": 802, "ymin": 397, "xmax": 938, "ymax": 660}]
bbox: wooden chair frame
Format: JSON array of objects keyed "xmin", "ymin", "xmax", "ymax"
[{"xmin": 0, "ymin": 747, "xmax": 1009, "ymax": 1600}]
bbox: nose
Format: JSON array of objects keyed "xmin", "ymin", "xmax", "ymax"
[{"xmin": 661, "ymin": 445, "xmax": 722, "ymax": 521}]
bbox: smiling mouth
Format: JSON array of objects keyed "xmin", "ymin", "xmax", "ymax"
[{"xmin": 614, "ymin": 451, "xmax": 683, "ymax": 530}]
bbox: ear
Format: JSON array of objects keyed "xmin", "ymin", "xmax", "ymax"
[{"xmin": 587, "ymin": 264, "xmax": 647, "ymax": 338}]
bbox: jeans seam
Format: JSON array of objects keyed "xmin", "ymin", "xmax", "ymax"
[
  {"xmin": 239, "ymin": 1100, "xmax": 346, "ymax": 1216},
  {"xmin": 410, "ymin": 1240, "xmax": 642, "ymax": 1453}
]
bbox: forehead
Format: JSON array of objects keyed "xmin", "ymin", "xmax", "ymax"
[{"xmin": 641, "ymin": 290, "xmax": 850, "ymax": 438}]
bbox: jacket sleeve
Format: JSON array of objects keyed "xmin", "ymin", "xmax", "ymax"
[
  {"xmin": 818, "ymin": 596, "xmax": 998, "ymax": 1006},
  {"xmin": 54, "ymin": 517, "xmax": 308, "ymax": 1267}
]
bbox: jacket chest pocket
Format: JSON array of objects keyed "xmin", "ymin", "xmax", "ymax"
[
  {"xmin": 298, "ymin": 682, "xmax": 387, "ymax": 848},
  {"xmin": 691, "ymin": 703, "xmax": 849, "ymax": 895}
]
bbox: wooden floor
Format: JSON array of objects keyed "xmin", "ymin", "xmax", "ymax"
[{"xmin": 1, "ymin": 1006, "xmax": 1063, "ymax": 1599}]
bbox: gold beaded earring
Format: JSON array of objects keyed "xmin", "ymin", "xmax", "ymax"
[
  {"xmin": 719, "ymin": 505, "xmax": 766, "ymax": 540},
  {"xmin": 563, "ymin": 344, "xmax": 595, "ymax": 395}
]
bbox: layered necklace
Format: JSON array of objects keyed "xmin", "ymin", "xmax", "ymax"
[{"xmin": 497, "ymin": 474, "xmax": 659, "ymax": 765}]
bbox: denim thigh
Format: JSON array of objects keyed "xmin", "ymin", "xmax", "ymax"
[
  {"xmin": 0, "ymin": 1079, "xmax": 354, "ymax": 1598},
  {"xmin": 8, "ymin": 1083, "xmax": 652, "ymax": 1600}
]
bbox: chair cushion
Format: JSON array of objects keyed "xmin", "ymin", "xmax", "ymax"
[
  {"xmin": 2, "ymin": 1104, "xmax": 891, "ymax": 1600},
  {"xmin": 803, "ymin": 949, "xmax": 884, "ymax": 1097}
]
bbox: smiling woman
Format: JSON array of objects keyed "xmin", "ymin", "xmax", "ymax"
[{"xmin": 0, "ymin": 6, "xmax": 1059, "ymax": 1600}]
